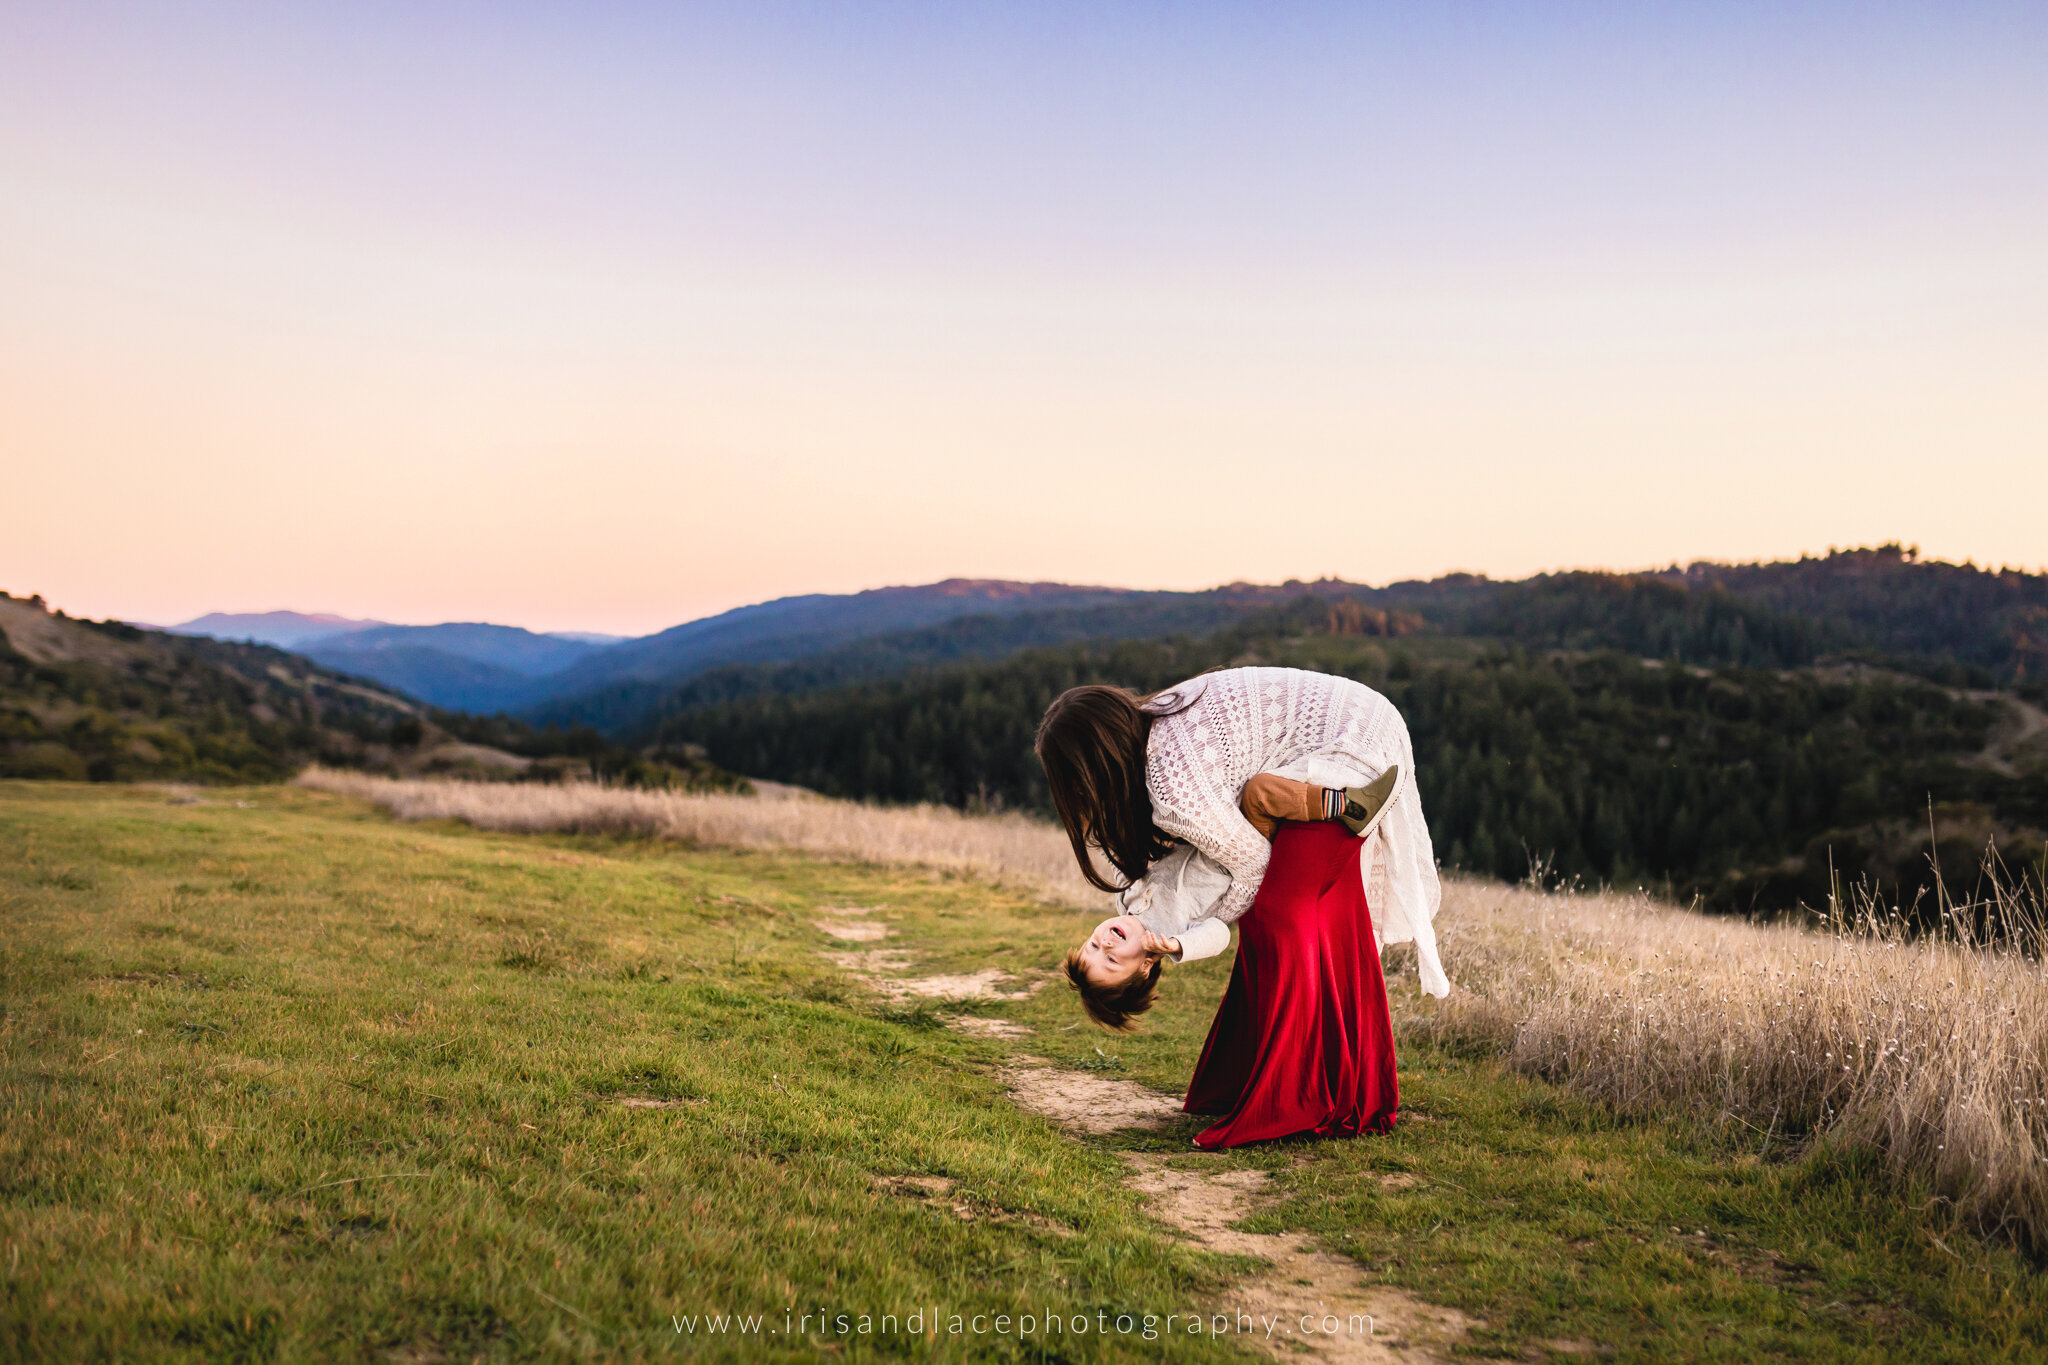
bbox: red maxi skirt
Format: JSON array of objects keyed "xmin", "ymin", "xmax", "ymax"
[{"xmin": 1183, "ymin": 821, "xmax": 1399, "ymax": 1149}]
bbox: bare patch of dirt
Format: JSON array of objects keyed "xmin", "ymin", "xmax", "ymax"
[
  {"xmin": 999, "ymin": 1058, "xmax": 1184, "ymax": 1135},
  {"xmin": 873, "ymin": 1173, "xmax": 955, "ymax": 1196},
  {"xmin": 1002, "ymin": 1062, "xmax": 1473, "ymax": 1362},
  {"xmin": 816, "ymin": 919, "xmax": 892, "ymax": 942},
  {"xmin": 1377, "ymin": 1173, "xmax": 1424, "ymax": 1190},
  {"xmin": 948, "ymin": 1017, "xmax": 1034, "ymax": 1038},
  {"xmin": 890, "ymin": 969, "xmax": 1040, "ymax": 1001},
  {"xmin": 1127, "ymin": 1156, "xmax": 1473, "ymax": 1362},
  {"xmin": 824, "ymin": 949, "xmax": 1041, "ymax": 1002},
  {"xmin": 871, "ymin": 1173, "xmax": 1074, "ymax": 1233},
  {"xmin": 823, "ymin": 948, "xmax": 914, "ymax": 974}
]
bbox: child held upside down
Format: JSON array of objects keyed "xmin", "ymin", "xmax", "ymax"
[
  {"xmin": 1063, "ymin": 768, "xmax": 1399, "ymax": 1031},
  {"xmin": 1038, "ymin": 668, "xmax": 1442, "ymax": 1146}
]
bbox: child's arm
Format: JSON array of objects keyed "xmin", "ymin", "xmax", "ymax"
[
  {"xmin": 1238, "ymin": 774, "xmax": 1334, "ymax": 840},
  {"xmin": 1172, "ymin": 918, "xmax": 1231, "ymax": 963}
]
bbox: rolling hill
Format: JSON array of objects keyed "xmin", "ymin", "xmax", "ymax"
[
  {"xmin": 299, "ymin": 623, "xmax": 620, "ymax": 713},
  {"xmin": 164, "ymin": 610, "xmax": 388, "ymax": 649},
  {"xmin": 169, "ymin": 616, "xmax": 626, "ymax": 712},
  {"xmin": 521, "ymin": 579, "xmax": 1382, "ymax": 733},
  {"xmin": 1, "ymin": 593, "xmax": 747, "ymax": 793},
  {"xmin": 518, "ymin": 579, "xmax": 1156, "ymax": 720},
  {"xmin": 652, "ymin": 605, "xmax": 2048, "ymax": 918},
  {"xmin": 154, "ymin": 546, "xmax": 2048, "ymax": 752},
  {"xmin": 0, "ymin": 593, "xmax": 419, "ymax": 782}
]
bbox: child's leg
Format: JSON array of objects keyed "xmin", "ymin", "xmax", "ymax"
[{"xmin": 1238, "ymin": 774, "xmax": 1333, "ymax": 840}]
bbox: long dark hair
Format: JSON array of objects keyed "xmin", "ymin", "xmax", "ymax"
[{"xmin": 1034, "ymin": 685, "xmax": 1178, "ymax": 892}]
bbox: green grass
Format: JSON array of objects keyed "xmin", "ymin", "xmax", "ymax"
[{"xmin": 3, "ymin": 781, "xmax": 2046, "ymax": 1362}]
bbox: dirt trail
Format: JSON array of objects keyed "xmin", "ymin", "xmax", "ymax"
[
  {"xmin": 1976, "ymin": 695, "xmax": 2048, "ymax": 776},
  {"xmin": 832, "ymin": 925, "xmax": 1473, "ymax": 1361},
  {"xmin": 999, "ymin": 1058, "xmax": 1473, "ymax": 1363},
  {"xmin": 817, "ymin": 910, "xmax": 1044, "ymax": 1001}
]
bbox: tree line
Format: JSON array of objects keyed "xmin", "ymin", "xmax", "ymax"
[{"xmin": 653, "ymin": 620, "xmax": 2043, "ymax": 917}]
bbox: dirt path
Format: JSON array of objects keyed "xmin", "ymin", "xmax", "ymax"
[
  {"xmin": 997, "ymin": 1055, "xmax": 1473, "ymax": 1363},
  {"xmin": 825, "ymin": 919, "xmax": 1475, "ymax": 1359},
  {"xmin": 1975, "ymin": 695, "xmax": 2048, "ymax": 776},
  {"xmin": 816, "ymin": 906, "xmax": 1047, "ymax": 1003}
]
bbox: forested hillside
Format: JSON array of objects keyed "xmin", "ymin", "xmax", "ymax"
[
  {"xmin": 522, "ymin": 578, "xmax": 1386, "ymax": 733},
  {"xmin": 19, "ymin": 547, "xmax": 2043, "ymax": 914},
  {"xmin": 0, "ymin": 593, "xmax": 422, "ymax": 783},
  {"xmin": 0, "ymin": 593, "xmax": 751, "ymax": 793},
  {"xmin": 1666, "ymin": 545, "xmax": 2048, "ymax": 681},
  {"xmin": 652, "ymin": 608, "xmax": 2047, "ymax": 917}
]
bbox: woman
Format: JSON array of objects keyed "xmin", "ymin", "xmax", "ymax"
[{"xmin": 1036, "ymin": 666, "xmax": 1447, "ymax": 1149}]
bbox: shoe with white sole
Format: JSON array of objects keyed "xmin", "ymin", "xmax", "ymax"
[{"xmin": 1336, "ymin": 764, "xmax": 1401, "ymax": 840}]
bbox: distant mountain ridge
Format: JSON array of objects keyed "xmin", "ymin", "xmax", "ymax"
[
  {"xmin": 519, "ymin": 578, "xmax": 1248, "ymax": 729},
  {"xmin": 169, "ymin": 613, "xmax": 628, "ymax": 712},
  {"xmin": 168, "ymin": 611, "xmax": 386, "ymax": 649},
  {"xmin": 161, "ymin": 548, "xmax": 2048, "ymax": 729},
  {"xmin": 299, "ymin": 623, "xmax": 622, "ymax": 713}
]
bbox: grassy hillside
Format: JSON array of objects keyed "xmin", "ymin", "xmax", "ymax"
[
  {"xmin": 6, "ymin": 781, "xmax": 2048, "ymax": 1361},
  {"xmin": 0, "ymin": 593, "xmax": 422, "ymax": 784},
  {"xmin": 0, "ymin": 593, "xmax": 746, "ymax": 796}
]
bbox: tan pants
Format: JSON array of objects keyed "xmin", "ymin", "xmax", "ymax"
[{"xmin": 1238, "ymin": 774, "xmax": 1329, "ymax": 841}]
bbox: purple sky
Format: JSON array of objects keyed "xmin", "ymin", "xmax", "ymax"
[{"xmin": 4, "ymin": 2, "xmax": 2044, "ymax": 632}]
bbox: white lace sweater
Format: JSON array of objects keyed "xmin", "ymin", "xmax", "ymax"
[{"xmin": 1123, "ymin": 666, "xmax": 1450, "ymax": 998}]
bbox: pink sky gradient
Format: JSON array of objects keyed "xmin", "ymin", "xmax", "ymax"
[{"xmin": 3, "ymin": 3, "xmax": 2043, "ymax": 635}]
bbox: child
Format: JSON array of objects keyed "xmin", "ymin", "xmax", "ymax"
[{"xmin": 1063, "ymin": 767, "xmax": 1400, "ymax": 1030}]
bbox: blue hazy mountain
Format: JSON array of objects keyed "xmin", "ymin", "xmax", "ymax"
[
  {"xmin": 166, "ymin": 611, "xmax": 387, "ymax": 649},
  {"xmin": 138, "ymin": 547, "xmax": 2048, "ymax": 732},
  {"xmin": 517, "ymin": 579, "xmax": 1173, "ymax": 726},
  {"xmin": 298, "ymin": 625, "xmax": 620, "ymax": 713},
  {"xmin": 169, "ymin": 582, "xmax": 1148, "ymax": 715},
  {"xmin": 170, "ymin": 616, "xmax": 623, "ymax": 712},
  {"xmin": 305, "ymin": 623, "xmax": 611, "ymax": 678},
  {"xmin": 175, "ymin": 579, "xmax": 1331, "ymax": 719}
]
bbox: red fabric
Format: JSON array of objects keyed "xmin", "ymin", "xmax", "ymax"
[{"xmin": 1183, "ymin": 820, "xmax": 1399, "ymax": 1149}]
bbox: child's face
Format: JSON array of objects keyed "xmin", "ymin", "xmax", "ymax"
[{"xmin": 1076, "ymin": 913, "xmax": 1151, "ymax": 989}]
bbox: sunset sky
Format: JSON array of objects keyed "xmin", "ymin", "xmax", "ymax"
[{"xmin": 4, "ymin": 2, "xmax": 2044, "ymax": 636}]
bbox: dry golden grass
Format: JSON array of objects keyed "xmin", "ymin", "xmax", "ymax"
[
  {"xmin": 1417, "ymin": 871, "xmax": 2048, "ymax": 1249},
  {"xmin": 300, "ymin": 768, "xmax": 2048, "ymax": 1247},
  {"xmin": 296, "ymin": 767, "xmax": 1105, "ymax": 908}
]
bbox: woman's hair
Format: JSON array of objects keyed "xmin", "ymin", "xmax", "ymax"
[
  {"xmin": 1034, "ymin": 685, "xmax": 1178, "ymax": 892},
  {"xmin": 1063, "ymin": 947, "xmax": 1161, "ymax": 1032}
]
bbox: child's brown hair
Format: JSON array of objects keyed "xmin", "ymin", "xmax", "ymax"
[{"xmin": 1063, "ymin": 947, "xmax": 1162, "ymax": 1032}]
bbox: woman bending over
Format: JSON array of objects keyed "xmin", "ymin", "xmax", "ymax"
[{"xmin": 1034, "ymin": 666, "xmax": 1447, "ymax": 1148}]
